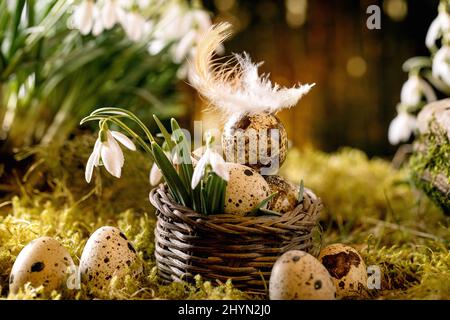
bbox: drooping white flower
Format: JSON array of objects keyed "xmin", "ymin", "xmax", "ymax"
[
  {"xmin": 189, "ymin": 23, "xmax": 314, "ymax": 116},
  {"xmin": 173, "ymin": 30, "xmax": 197, "ymax": 63},
  {"xmin": 92, "ymin": 6, "xmax": 104, "ymax": 36},
  {"xmin": 73, "ymin": 0, "xmax": 95, "ymax": 35},
  {"xmin": 121, "ymin": 11, "xmax": 146, "ymax": 42},
  {"xmin": 191, "ymin": 147, "xmax": 229, "ymax": 189},
  {"xmin": 101, "ymin": 0, "xmax": 123, "ymax": 29},
  {"xmin": 171, "ymin": 10, "xmax": 212, "ymax": 64},
  {"xmin": 388, "ymin": 112, "xmax": 417, "ymax": 145},
  {"xmin": 400, "ymin": 75, "xmax": 436, "ymax": 106},
  {"xmin": 149, "ymin": 162, "xmax": 164, "ymax": 186},
  {"xmin": 149, "ymin": 150, "xmax": 197, "ymax": 186},
  {"xmin": 426, "ymin": 9, "xmax": 450, "ymax": 49},
  {"xmin": 85, "ymin": 130, "xmax": 136, "ymax": 183},
  {"xmin": 432, "ymin": 46, "xmax": 450, "ymax": 86}
]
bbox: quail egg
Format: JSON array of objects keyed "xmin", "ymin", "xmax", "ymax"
[
  {"xmin": 79, "ymin": 226, "xmax": 142, "ymax": 296},
  {"xmin": 9, "ymin": 237, "xmax": 75, "ymax": 296},
  {"xmin": 269, "ymin": 250, "xmax": 336, "ymax": 300},
  {"xmin": 222, "ymin": 112, "xmax": 288, "ymax": 173},
  {"xmin": 318, "ymin": 244, "xmax": 368, "ymax": 298},
  {"xmin": 224, "ymin": 163, "xmax": 270, "ymax": 215},
  {"xmin": 265, "ymin": 175, "xmax": 300, "ymax": 213}
]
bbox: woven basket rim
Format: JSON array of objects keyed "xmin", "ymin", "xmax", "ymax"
[{"xmin": 149, "ymin": 183, "xmax": 322, "ymax": 230}]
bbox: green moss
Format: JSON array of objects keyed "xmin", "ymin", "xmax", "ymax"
[
  {"xmin": 409, "ymin": 121, "xmax": 450, "ymax": 214},
  {"xmin": 0, "ymin": 137, "xmax": 449, "ymax": 299}
]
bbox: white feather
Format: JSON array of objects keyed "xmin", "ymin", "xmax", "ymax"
[{"xmin": 189, "ymin": 23, "xmax": 315, "ymax": 116}]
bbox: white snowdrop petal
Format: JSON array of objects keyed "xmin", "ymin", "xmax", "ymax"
[
  {"xmin": 401, "ymin": 76, "xmax": 421, "ymax": 106},
  {"xmin": 150, "ymin": 164, "xmax": 163, "ymax": 186},
  {"xmin": 192, "ymin": 10, "xmax": 212, "ymax": 31},
  {"xmin": 101, "ymin": 0, "xmax": 118, "ymax": 29},
  {"xmin": 426, "ymin": 15, "xmax": 442, "ymax": 48},
  {"xmin": 148, "ymin": 39, "xmax": 166, "ymax": 55},
  {"xmin": 173, "ymin": 30, "xmax": 197, "ymax": 63},
  {"xmin": 74, "ymin": 0, "xmax": 95, "ymax": 35},
  {"xmin": 85, "ymin": 139, "xmax": 102, "ymax": 183},
  {"xmin": 388, "ymin": 113, "xmax": 415, "ymax": 145},
  {"xmin": 433, "ymin": 46, "xmax": 450, "ymax": 87},
  {"xmin": 101, "ymin": 133, "xmax": 124, "ymax": 178},
  {"xmin": 110, "ymin": 131, "xmax": 136, "ymax": 151},
  {"xmin": 191, "ymin": 149, "xmax": 210, "ymax": 189}
]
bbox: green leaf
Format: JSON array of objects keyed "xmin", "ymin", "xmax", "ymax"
[
  {"xmin": 170, "ymin": 118, "xmax": 198, "ymax": 206},
  {"xmin": 153, "ymin": 114, "xmax": 175, "ymax": 150},
  {"xmin": 204, "ymin": 172, "xmax": 227, "ymax": 215},
  {"xmin": 151, "ymin": 141, "xmax": 191, "ymax": 207},
  {"xmin": 250, "ymin": 192, "xmax": 278, "ymax": 216}
]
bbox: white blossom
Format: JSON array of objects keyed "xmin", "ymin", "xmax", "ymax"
[
  {"xmin": 92, "ymin": 6, "xmax": 104, "ymax": 36},
  {"xmin": 73, "ymin": 0, "xmax": 95, "ymax": 35},
  {"xmin": 388, "ymin": 112, "xmax": 417, "ymax": 145},
  {"xmin": 149, "ymin": 162, "xmax": 164, "ymax": 186},
  {"xmin": 85, "ymin": 130, "xmax": 136, "ymax": 183},
  {"xmin": 121, "ymin": 11, "xmax": 146, "ymax": 42},
  {"xmin": 400, "ymin": 75, "xmax": 436, "ymax": 107},
  {"xmin": 101, "ymin": 0, "xmax": 123, "ymax": 30},
  {"xmin": 426, "ymin": 9, "xmax": 450, "ymax": 49},
  {"xmin": 191, "ymin": 147, "xmax": 229, "ymax": 189},
  {"xmin": 433, "ymin": 45, "xmax": 450, "ymax": 86}
]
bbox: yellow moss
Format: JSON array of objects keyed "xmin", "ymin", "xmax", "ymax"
[{"xmin": 0, "ymin": 137, "xmax": 449, "ymax": 300}]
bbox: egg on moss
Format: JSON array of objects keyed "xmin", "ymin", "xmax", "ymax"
[
  {"xmin": 265, "ymin": 175, "xmax": 299, "ymax": 213},
  {"xmin": 222, "ymin": 112, "xmax": 288, "ymax": 172},
  {"xmin": 318, "ymin": 244, "xmax": 368, "ymax": 298},
  {"xmin": 224, "ymin": 163, "xmax": 270, "ymax": 215},
  {"xmin": 9, "ymin": 237, "xmax": 75, "ymax": 296},
  {"xmin": 269, "ymin": 250, "xmax": 336, "ymax": 300},
  {"xmin": 79, "ymin": 226, "xmax": 142, "ymax": 296}
]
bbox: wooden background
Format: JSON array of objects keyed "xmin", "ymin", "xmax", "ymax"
[{"xmin": 183, "ymin": 0, "xmax": 439, "ymax": 157}]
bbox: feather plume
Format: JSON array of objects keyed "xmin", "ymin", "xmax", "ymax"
[{"xmin": 188, "ymin": 22, "xmax": 315, "ymax": 116}]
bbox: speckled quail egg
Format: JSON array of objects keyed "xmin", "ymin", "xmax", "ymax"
[
  {"xmin": 79, "ymin": 226, "xmax": 142, "ymax": 296},
  {"xmin": 224, "ymin": 163, "xmax": 270, "ymax": 215},
  {"xmin": 265, "ymin": 175, "xmax": 300, "ymax": 213},
  {"xmin": 269, "ymin": 250, "xmax": 336, "ymax": 300},
  {"xmin": 318, "ymin": 244, "xmax": 368, "ymax": 298},
  {"xmin": 222, "ymin": 112, "xmax": 288, "ymax": 173},
  {"xmin": 9, "ymin": 237, "xmax": 75, "ymax": 296}
]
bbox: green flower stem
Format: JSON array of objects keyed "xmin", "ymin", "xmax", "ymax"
[
  {"xmin": 81, "ymin": 114, "xmax": 154, "ymax": 157},
  {"xmin": 90, "ymin": 107, "xmax": 155, "ymax": 143}
]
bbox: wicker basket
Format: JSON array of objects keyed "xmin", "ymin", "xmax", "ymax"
[{"xmin": 149, "ymin": 184, "xmax": 323, "ymax": 295}]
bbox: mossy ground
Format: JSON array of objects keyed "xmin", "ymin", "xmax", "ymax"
[
  {"xmin": 409, "ymin": 121, "xmax": 450, "ymax": 214},
  {"xmin": 0, "ymin": 137, "xmax": 449, "ymax": 300}
]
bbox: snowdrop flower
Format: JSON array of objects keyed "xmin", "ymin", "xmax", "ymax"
[
  {"xmin": 388, "ymin": 112, "xmax": 417, "ymax": 145},
  {"xmin": 73, "ymin": 0, "xmax": 95, "ymax": 35},
  {"xmin": 92, "ymin": 6, "xmax": 105, "ymax": 36},
  {"xmin": 101, "ymin": 0, "xmax": 123, "ymax": 29},
  {"xmin": 149, "ymin": 151, "xmax": 171, "ymax": 186},
  {"xmin": 85, "ymin": 130, "xmax": 136, "ymax": 183},
  {"xmin": 433, "ymin": 45, "xmax": 450, "ymax": 86},
  {"xmin": 149, "ymin": 162, "xmax": 163, "ymax": 186},
  {"xmin": 121, "ymin": 11, "xmax": 146, "ymax": 42},
  {"xmin": 149, "ymin": 150, "xmax": 196, "ymax": 186},
  {"xmin": 400, "ymin": 75, "xmax": 436, "ymax": 106},
  {"xmin": 426, "ymin": 7, "xmax": 450, "ymax": 49},
  {"xmin": 171, "ymin": 9, "xmax": 212, "ymax": 63},
  {"xmin": 173, "ymin": 30, "xmax": 197, "ymax": 63},
  {"xmin": 191, "ymin": 146, "xmax": 229, "ymax": 189}
]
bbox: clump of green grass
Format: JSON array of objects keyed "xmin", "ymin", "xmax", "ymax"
[{"xmin": 0, "ymin": 138, "xmax": 449, "ymax": 299}]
